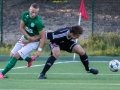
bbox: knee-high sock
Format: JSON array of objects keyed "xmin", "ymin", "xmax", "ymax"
[
  {"xmin": 24, "ymin": 57, "xmax": 31, "ymax": 62},
  {"xmin": 80, "ymin": 53, "xmax": 89, "ymax": 71},
  {"xmin": 18, "ymin": 57, "xmax": 31, "ymax": 62},
  {"xmin": 2, "ymin": 57, "xmax": 17, "ymax": 75},
  {"xmin": 41, "ymin": 56, "xmax": 56, "ymax": 75}
]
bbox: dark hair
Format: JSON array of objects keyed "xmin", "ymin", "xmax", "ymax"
[
  {"xmin": 31, "ymin": 3, "xmax": 39, "ymax": 9},
  {"xmin": 70, "ymin": 25, "xmax": 83, "ymax": 35}
]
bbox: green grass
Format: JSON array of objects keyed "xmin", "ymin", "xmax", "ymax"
[{"xmin": 0, "ymin": 60, "xmax": 120, "ymax": 90}]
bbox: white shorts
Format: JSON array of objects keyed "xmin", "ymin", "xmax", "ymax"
[
  {"xmin": 11, "ymin": 36, "xmax": 24, "ymax": 55},
  {"xmin": 18, "ymin": 41, "xmax": 39, "ymax": 59},
  {"xmin": 11, "ymin": 35, "xmax": 39, "ymax": 59}
]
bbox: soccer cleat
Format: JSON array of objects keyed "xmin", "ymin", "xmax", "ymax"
[
  {"xmin": 27, "ymin": 56, "xmax": 35, "ymax": 67},
  {"xmin": 87, "ymin": 68, "xmax": 99, "ymax": 75},
  {"xmin": 38, "ymin": 73, "xmax": 47, "ymax": 79},
  {"xmin": 0, "ymin": 72, "xmax": 4, "ymax": 79}
]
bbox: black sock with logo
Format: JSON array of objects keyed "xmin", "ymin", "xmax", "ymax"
[
  {"xmin": 41, "ymin": 56, "xmax": 56, "ymax": 75},
  {"xmin": 80, "ymin": 53, "xmax": 89, "ymax": 71}
]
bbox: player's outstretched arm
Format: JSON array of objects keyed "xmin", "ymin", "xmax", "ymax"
[{"xmin": 35, "ymin": 30, "xmax": 45, "ymax": 57}]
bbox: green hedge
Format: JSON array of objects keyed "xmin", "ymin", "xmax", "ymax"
[
  {"xmin": 1, "ymin": 32, "xmax": 120, "ymax": 56},
  {"xmin": 80, "ymin": 32, "xmax": 120, "ymax": 56}
]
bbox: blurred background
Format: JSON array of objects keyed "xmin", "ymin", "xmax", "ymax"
[{"xmin": 0, "ymin": 0, "xmax": 120, "ymax": 44}]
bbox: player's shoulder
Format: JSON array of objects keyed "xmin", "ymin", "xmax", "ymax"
[
  {"xmin": 35, "ymin": 15, "xmax": 44, "ymax": 24},
  {"xmin": 22, "ymin": 11, "xmax": 29, "ymax": 15},
  {"xmin": 57, "ymin": 26, "xmax": 71, "ymax": 31},
  {"xmin": 35, "ymin": 15, "xmax": 41, "ymax": 20},
  {"xmin": 34, "ymin": 15, "xmax": 45, "ymax": 29},
  {"xmin": 64, "ymin": 27, "xmax": 71, "ymax": 29}
]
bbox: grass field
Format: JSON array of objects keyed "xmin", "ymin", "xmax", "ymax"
[{"xmin": 0, "ymin": 60, "xmax": 120, "ymax": 90}]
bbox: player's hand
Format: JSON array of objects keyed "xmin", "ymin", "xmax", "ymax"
[
  {"xmin": 22, "ymin": 39, "xmax": 30, "ymax": 45},
  {"xmin": 27, "ymin": 36, "xmax": 36, "ymax": 42},
  {"xmin": 35, "ymin": 51, "xmax": 41, "ymax": 58},
  {"xmin": 28, "ymin": 36, "xmax": 39, "ymax": 42}
]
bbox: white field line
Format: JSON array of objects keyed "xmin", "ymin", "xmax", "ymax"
[
  {"xmin": 0, "ymin": 61, "xmax": 75, "ymax": 70},
  {"xmin": 0, "ymin": 61, "xmax": 119, "ymax": 76},
  {"xmin": 5, "ymin": 73, "xmax": 120, "ymax": 76},
  {"xmin": 0, "ymin": 89, "xmax": 32, "ymax": 90},
  {"xmin": 0, "ymin": 61, "xmax": 108, "ymax": 71}
]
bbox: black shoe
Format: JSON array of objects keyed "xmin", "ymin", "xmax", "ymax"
[
  {"xmin": 38, "ymin": 73, "xmax": 47, "ymax": 79},
  {"xmin": 87, "ymin": 68, "xmax": 99, "ymax": 75}
]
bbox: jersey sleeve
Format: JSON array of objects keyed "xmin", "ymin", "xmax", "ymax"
[
  {"xmin": 36, "ymin": 17, "xmax": 45, "ymax": 31},
  {"xmin": 21, "ymin": 11, "xmax": 27, "ymax": 22}
]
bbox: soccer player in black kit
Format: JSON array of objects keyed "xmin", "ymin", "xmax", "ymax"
[{"xmin": 38, "ymin": 25, "xmax": 99, "ymax": 79}]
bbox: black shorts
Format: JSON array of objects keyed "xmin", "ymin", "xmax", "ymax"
[{"xmin": 49, "ymin": 41, "xmax": 77, "ymax": 53}]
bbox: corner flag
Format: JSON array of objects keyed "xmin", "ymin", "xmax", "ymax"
[
  {"xmin": 73, "ymin": 0, "xmax": 88, "ymax": 61},
  {"xmin": 79, "ymin": 0, "xmax": 88, "ymax": 21}
]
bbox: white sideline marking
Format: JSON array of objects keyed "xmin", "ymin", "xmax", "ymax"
[
  {"xmin": 0, "ymin": 61, "xmax": 120, "ymax": 76},
  {"xmin": 6, "ymin": 73, "xmax": 120, "ymax": 76},
  {"xmin": 0, "ymin": 61, "xmax": 108, "ymax": 71},
  {"xmin": 0, "ymin": 61, "xmax": 76, "ymax": 70}
]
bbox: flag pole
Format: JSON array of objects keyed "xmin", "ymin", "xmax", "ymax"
[
  {"xmin": 73, "ymin": 0, "xmax": 88, "ymax": 61},
  {"xmin": 78, "ymin": 13, "xmax": 81, "ymax": 25},
  {"xmin": 73, "ymin": 13, "xmax": 81, "ymax": 61}
]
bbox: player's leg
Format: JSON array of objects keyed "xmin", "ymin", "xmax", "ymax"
[
  {"xmin": 0, "ymin": 52, "xmax": 21, "ymax": 78},
  {"xmin": 72, "ymin": 44, "xmax": 98, "ymax": 74},
  {"xmin": 11, "ymin": 42, "xmax": 35, "ymax": 65},
  {"xmin": 21, "ymin": 35, "xmax": 40, "ymax": 65},
  {"xmin": 38, "ymin": 42, "xmax": 60, "ymax": 79},
  {"xmin": 10, "ymin": 42, "xmax": 23, "ymax": 58},
  {"xmin": 10, "ymin": 48, "xmax": 35, "ymax": 67},
  {"xmin": 60, "ymin": 41, "xmax": 98, "ymax": 75},
  {"xmin": 0, "ymin": 38, "xmax": 24, "ymax": 78},
  {"xmin": 19, "ymin": 35, "xmax": 39, "ymax": 62},
  {"xmin": 17, "ymin": 42, "xmax": 39, "ymax": 67},
  {"xmin": 10, "ymin": 36, "xmax": 35, "ymax": 65},
  {"xmin": 0, "ymin": 42, "xmax": 39, "ymax": 79},
  {"xmin": 10, "ymin": 36, "xmax": 24, "ymax": 58},
  {"xmin": 0, "ymin": 55, "xmax": 18, "ymax": 79}
]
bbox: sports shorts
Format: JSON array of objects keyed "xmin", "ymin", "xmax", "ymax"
[
  {"xmin": 11, "ymin": 35, "xmax": 24, "ymax": 55},
  {"xmin": 11, "ymin": 35, "xmax": 39, "ymax": 59},
  {"xmin": 49, "ymin": 41, "xmax": 77, "ymax": 53}
]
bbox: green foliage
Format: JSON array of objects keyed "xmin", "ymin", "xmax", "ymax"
[
  {"xmin": 0, "ymin": 41, "xmax": 72, "ymax": 56},
  {"xmin": 80, "ymin": 32, "xmax": 120, "ymax": 56},
  {"xmin": 0, "ymin": 44, "xmax": 12, "ymax": 55},
  {"xmin": 1, "ymin": 32, "xmax": 120, "ymax": 56}
]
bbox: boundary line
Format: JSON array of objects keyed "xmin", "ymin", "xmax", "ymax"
[
  {"xmin": 0, "ymin": 61, "xmax": 120, "ymax": 76},
  {"xmin": 5, "ymin": 73, "xmax": 120, "ymax": 76},
  {"xmin": 0, "ymin": 61, "xmax": 109, "ymax": 71}
]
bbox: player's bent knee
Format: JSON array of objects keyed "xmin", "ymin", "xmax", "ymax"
[
  {"xmin": 75, "ymin": 50, "xmax": 85, "ymax": 56},
  {"xmin": 10, "ymin": 53, "xmax": 14, "ymax": 58},
  {"xmin": 13, "ymin": 52, "xmax": 21, "ymax": 59},
  {"xmin": 53, "ymin": 52, "xmax": 60, "ymax": 58}
]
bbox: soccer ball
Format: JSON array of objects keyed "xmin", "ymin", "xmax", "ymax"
[{"xmin": 109, "ymin": 60, "xmax": 120, "ymax": 72}]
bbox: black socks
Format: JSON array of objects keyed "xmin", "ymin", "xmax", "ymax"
[
  {"xmin": 80, "ymin": 53, "xmax": 89, "ymax": 71},
  {"xmin": 41, "ymin": 56, "xmax": 56, "ymax": 75}
]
